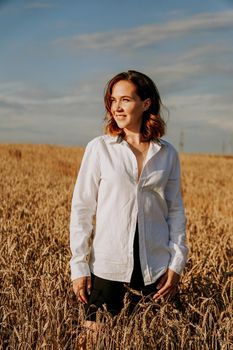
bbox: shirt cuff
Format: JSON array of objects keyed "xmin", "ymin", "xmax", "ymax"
[
  {"xmin": 70, "ymin": 261, "xmax": 91, "ymax": 281},
  {"xmin": 168, "ymin": 240, "xmax": 189, "ymax": 275}
]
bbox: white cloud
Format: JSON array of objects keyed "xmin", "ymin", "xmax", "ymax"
[
  {"xmin": 0, "ymin": 68, "xmax": 232, "ymax": 150},
  {"xmin": 176, "ymin": 43, "xmax": 233, "ymax": 62},
  {"xmin": 53, "ymin": 10, "xmax": 233, "ymax": 51},
  {"xmin": 208, "ymin": 117, "xmax": 233, "ymax": 132},
  {"xmin": 164, "ymin": 93, "xmax": 233, "ymax": 132},
  {"xmin": 24, "ymin": 2, "xmax": 54, "ymax": 9},
  {"xmin": 0, "ymin": 80, "xmax": 104, "ymax": 145},
  {"xmin": 0, "ymin": 81, "xmax": 102, "ymax": 108}
]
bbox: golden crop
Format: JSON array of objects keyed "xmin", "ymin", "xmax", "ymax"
[{"xmin": 0, "ymin": 144, "xmax": 232, "ymax": 350}]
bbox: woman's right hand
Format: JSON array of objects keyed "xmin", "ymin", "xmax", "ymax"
[{"xmin": 73, "ymin": 276, "xmax": 92, "ymax": 304}]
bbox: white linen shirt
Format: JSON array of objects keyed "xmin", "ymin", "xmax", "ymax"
[{"xmin": 69, "ymin": 134, "xmax": 188, "ymax": 285}]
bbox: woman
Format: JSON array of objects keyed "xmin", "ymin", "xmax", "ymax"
[{"xmin": 70, "ymin": 70, "xmax": 188, "ymax": 328}]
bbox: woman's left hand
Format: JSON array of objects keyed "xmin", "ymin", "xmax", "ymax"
[{"xmin": 153, "ymin": 268, "xmax": 180, "ymax": 301}]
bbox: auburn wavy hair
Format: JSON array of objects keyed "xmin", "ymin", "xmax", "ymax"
[{"xmin": 103, "ymin": 70, "xmax": 166, "ymax": 140}]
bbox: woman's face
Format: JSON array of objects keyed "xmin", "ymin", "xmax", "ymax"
[{"xmin": 110, "ymin": 80, "xmax": 150, "ymax": 133}]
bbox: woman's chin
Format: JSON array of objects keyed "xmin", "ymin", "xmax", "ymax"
[{"xmin": 115, "ymin": 122, "xmax": 127, "ymax": 129}]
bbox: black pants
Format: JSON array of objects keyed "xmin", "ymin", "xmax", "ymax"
[{"xmin": 84, "ymin": 222, "xmax": 161, "ymax": 321}]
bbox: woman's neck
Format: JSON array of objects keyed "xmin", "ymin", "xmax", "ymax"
[{"xmin": 123, "ymin": 130, "xmax": 147, "ymax": 145}]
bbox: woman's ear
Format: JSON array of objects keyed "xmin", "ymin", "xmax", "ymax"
[{"xmin": 143, "ymin": 98, "xmax": 151, "ymax": 111}]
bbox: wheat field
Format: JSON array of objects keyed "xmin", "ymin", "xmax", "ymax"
[{"xmin": 0, "ymin": 143, "xmax": 232, "ymax": 350}]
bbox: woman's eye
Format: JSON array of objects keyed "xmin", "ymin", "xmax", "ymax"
[{"xmin": 123, "ymin": 98, "xmax": 130, "ymax": 102}]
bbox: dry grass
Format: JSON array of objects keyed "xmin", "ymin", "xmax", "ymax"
[{"xmin": 0, "ymin": 143, "xmax": 232, "ymax": 350}]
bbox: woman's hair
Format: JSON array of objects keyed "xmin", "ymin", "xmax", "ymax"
[{"xmin": 103, "ymin": 70, "xmax": 166, "ymax": 140}]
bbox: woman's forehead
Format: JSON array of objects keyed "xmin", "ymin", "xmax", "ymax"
[{"xmin": 111, "ymin": 80, "xmax": 138, "ymax": 97}]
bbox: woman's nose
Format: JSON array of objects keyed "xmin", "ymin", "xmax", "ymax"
[{"xmin": 116, "ymin": 101, "xmax": 123, "ymax": 111}]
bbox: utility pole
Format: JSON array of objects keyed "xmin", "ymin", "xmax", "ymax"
[{"xmin": 179, "ymin": 130, "xmax": 184, "ymax": 153}]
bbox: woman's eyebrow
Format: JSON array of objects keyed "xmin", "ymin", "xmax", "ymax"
[{"xmin": 110, "ymin": 95, "xmax": 132, "ymax": 99}]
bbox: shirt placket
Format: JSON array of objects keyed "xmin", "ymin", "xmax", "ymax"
[
  {"xmin": 121, "ymin": 139, "xmax": 164, "ymax": 284},
  {"xmin": 120, "ymin": 141, "xmax": 138, "ymax": 280},
  {"xmin": 121, "ymin": 140, "xmax": 152, "ymax": 284}
]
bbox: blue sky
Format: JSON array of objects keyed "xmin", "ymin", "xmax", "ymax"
[{"xmin": 0, "ymin": 0, "xmax": 233, "ymax": 153}]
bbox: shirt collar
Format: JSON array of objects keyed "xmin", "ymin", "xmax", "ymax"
[{"xmin": 105, "ymin": 134, "xmax": 165, "ymax": 147}]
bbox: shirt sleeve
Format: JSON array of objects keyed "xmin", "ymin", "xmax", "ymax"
[
  {"xmin": 69, "ymin": 139, "xmax": 101, "ymax": 281},
  {"xmin": 165, "ymin": 148, "xmax": 188, "ymax": 275}
]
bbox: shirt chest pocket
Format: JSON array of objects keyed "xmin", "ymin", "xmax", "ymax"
[
  {"xmin": 100, "ymin": 158, "xmax": 135, "ymax": 186},
  {"xmin": 142, "ymin": 170, "xmax": 169, "ymax": 193}
]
